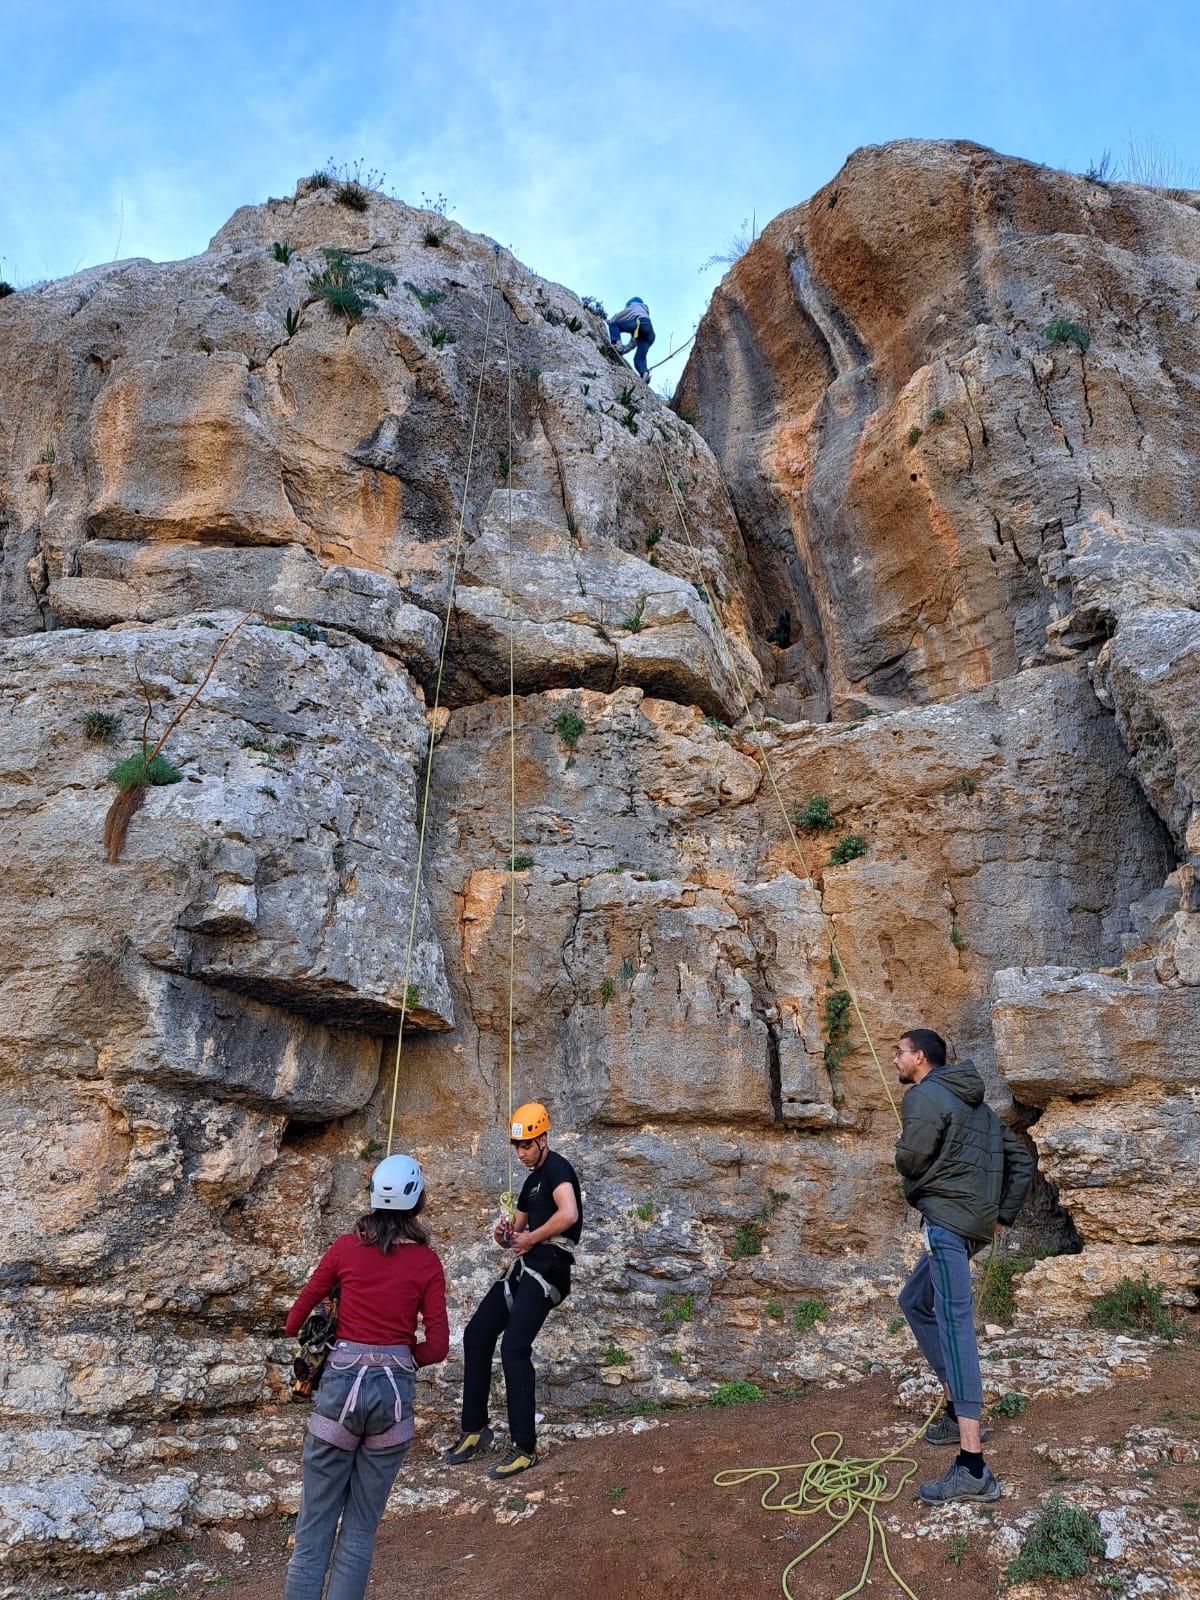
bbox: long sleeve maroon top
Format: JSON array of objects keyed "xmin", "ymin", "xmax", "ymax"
[{"xmin": 285, "ymin": 1233, "xmax": 449, "ymax": 1366}]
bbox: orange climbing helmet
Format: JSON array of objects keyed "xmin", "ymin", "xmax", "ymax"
[{"xmin": 510, "ymin": 1102, "xmax": 550, "ymax": 1141}]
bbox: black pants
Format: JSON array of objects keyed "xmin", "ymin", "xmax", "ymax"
[{"xmin": 460, "ymin": 1267, "xmax": 565, "ymax": 1451}]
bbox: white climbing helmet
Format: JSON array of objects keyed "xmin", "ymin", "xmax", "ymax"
[{"xmin": 369, "ymin": 1153, "xmax": 424, "ymax": 1211}]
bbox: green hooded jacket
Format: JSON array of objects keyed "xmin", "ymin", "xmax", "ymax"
[{"xmin": 895, "ymin": 1060, "xmax": 1035, "ymax": 1245}]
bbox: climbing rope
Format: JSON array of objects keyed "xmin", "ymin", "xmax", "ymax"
[
  {"xmin": 646, "ymin": 329, "xmax": 697, "ymax": 374},
  {"xmin": 384, "ymin": 247, "xmax": 506, "ymax": 1157},
  {"xmin": 654, "ymin": 423, "xmax": 935, "ymax": 1600},
  {"xmin": 713, "ymin": 1400, "xmax": 942, "ymax": 1600},
  {"xmin": 649, "ymin": 433, "xmax": 901, "ymax": 1127},
  {"xmin": 500, "ymin": 257, "xmax": 518, "ymax": 1219}
]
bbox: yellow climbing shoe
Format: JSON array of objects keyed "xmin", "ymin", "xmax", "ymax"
[
  {"xmin": 488, "ymin": 1445, "xmax": 537, "ymax": 1480},
  {"xmin": 446, "ymin": 1426, "xmax": 493, "ymax": 1465}
]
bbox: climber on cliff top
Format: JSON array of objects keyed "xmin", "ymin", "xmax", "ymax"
[
  {"xmin": 446, "ymin": 1102, "xmax": 583, "ymax": 1479},
  {"xmin": 608, "ymin": 297, "xmax": 655, "ymax": 380},
  {"xmin": 893, "ymin": 1028, "xmax": 1034, "ymax": 1505}
]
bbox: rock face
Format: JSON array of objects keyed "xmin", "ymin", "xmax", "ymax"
[
  {"xmin": 678, "ymin": 136, "xmax": 1200, "ymax": 1307},
  {"xmin": 679, "ymin": 140, "xmax": 1200, "ymax": 716},
  {"xmin": 0, "ymin": 144, "xmax": 1198, "ymax": 1567}
]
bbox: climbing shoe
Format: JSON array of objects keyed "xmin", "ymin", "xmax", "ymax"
[
  {"xmin": 488, "ymin": 1445, "xmax": 538, "ymax": 1480},
  {"xmin": 917, "ymin": 1460, "xmax": 1002, "ymax": 1504},
  {"xmin": 446, "ymin": 1426, "xmax": 493, "ymax": 1465},
  {"xmin": 924, "ymin": 1413, "xmax": 990, "ymax": 1446}
]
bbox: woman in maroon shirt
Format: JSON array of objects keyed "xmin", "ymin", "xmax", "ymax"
[{"xmin": 283, "ymin": 1153, "xmax": 449, "ymax": 1600}]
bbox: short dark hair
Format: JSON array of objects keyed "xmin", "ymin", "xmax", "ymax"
[
  {"xmin": 354, "ymin": 1190, "xmax": 429, "ymax": 1253},
  {"xmin": 900, "ymin": 1028, "xmax": 946, "ymax": 1067}
]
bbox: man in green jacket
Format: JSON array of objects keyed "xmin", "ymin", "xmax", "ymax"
[{"xmin": 894, "ymin": 1028, "xmax": 1035, "ymax": 1504}]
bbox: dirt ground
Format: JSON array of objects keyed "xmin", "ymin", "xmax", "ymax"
[{"xmin": 49, "ymin": 1341, "xmax": 1200, "ymax": 1600}]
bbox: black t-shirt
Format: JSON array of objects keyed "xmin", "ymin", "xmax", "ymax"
[{"xmin": 518, "ymin": 1149, "xmax": 583, "ymax": 1248}]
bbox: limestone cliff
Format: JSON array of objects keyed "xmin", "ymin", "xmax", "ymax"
[
  {"xmin": 678, "ymin": 135, "xmax": 1200, "ymax": 1301},
  {"xmin": 0, "ymin": 143, "xmax": 1197, "ymax": 1567}
]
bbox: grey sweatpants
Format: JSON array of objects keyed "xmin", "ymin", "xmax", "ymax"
[{"xmin": 898, "ymin": 1221, "xmax": 984, "ymax": 1421}]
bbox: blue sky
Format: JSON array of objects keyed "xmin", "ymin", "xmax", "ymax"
[{"xmin": 2, "ymin": 0, "xmax": 1196, "ymax": 391}]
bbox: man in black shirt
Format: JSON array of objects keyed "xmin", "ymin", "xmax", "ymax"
[{"xmin": 447, "ymin": 1102, "xmax": 583, "ymax": 1480}]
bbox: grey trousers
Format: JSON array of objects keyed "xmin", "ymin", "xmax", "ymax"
[
  {"xmin": 898, "ymin": 1221, "xmax": 984, "ymax": 1421},
  {"xmin": 283, "ymin": 1363, "xmax": 413, "ymax": 1600}
]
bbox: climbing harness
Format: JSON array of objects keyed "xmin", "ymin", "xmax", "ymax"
[
  {"xmin": 306, "ymin": 1341, "xmax": 416, "ymax": 1452},
  {"xmin": 713, "ymin": 1400, "xmax": 943, "ymax": 1600},
  {"xmin": 384, "ymin": 247, "xmax": 507, "ymax": 1157},
  {"xmin": 650, "ymin": 433, "xmax": 901, "ymax": 1128},
  {"xmin": 499, "ymin": 1246, "xmax": 571, "ymax": 1310}
]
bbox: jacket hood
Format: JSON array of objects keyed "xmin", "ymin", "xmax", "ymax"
[{"xmin": 927, "ymin": 1060, "xmax": 985, "ymax": 1107}]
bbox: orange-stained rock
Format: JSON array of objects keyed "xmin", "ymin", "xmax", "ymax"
[{"xmin": 678, "ymin": 138, "xmax": 1200, "ymax": 719}]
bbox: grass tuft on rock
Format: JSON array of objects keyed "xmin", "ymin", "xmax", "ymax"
[
  {"xmin": 108, "ymin": 747, "xmax": 183, "ymax": 791},
  {"xmin": 1043, "ymin": 318, "xmax": 1091, "ymax": 353},
  {"xmin": 793, "ymin": 1299, "xmax": 827, "ymax": 1333},
  {"xmin": 795, "ymin": 793, "xmax": 835, "ymax": 834},
  {"xmin": 309, "ymin": 250, "xmax": 396, "ymax": 326},
  {"xmin": 81, "ymin": 709, "xmax": 121, "ymax": 745},
  {"xmin": 333, "ymin": 181, "xmax": 369, "ymax": 211},
  {"xmin": 709, "ymin": 1380, "xmax": 764, "ymax": 1407},
  {"xmin": 978, "ymin": 1253, "xmax": 1035, "ymax": 1325},
  {"xmin": 828, "ymin": 833, "xmax": 868, "ymax": 866},
  {"xmin": 822, "ymin": 989, "xmax": 853, "ymax": 1071},
  {"xmin": 554, "ymin": 710, "xmax": 585, "ymax": 749}
]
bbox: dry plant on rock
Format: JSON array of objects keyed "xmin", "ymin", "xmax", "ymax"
[{"xmin": 103, "ymin": 613, "xmax": 257, "ymax": 862}]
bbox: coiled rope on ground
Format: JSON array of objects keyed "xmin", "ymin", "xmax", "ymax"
[{"xmin": 713, "ymin": 1402, "xmax": 942, "ymax": 1600}]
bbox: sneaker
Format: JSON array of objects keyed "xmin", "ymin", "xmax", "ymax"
[
  {"xmin": 488, "ymin": 1445, "xmax": 538, "ymax": 1480},
  {"xmin": 924, "ymin": 1414, "xmax": 991, "ymax": 1447},
  {"xmin": 446, "ymin": 1426, "xmax": 493, "ymax": 1465},
  {"xmin": 917, "ymin": 1460, "xmax": 1002, "ymax": 1504}
]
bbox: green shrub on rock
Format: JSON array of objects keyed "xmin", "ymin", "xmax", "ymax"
[{"xmin": 1005, "ymin": 1494, "xmax": 1103, "ymax": 1585}]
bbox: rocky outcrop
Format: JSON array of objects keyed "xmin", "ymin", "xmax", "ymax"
[
  {"xmin": 679, "ymin": 137, "xmax": 1200, "ymax": 1300},
  {"xmin": 0, "ymin": 145, "xmax": 1198, "ymax": 1568},
  {"xmin": 1, "ymin": 185, "xmax": 761, "ymax": 720},
  {"xmin": 678, "ymin": 139, "xmax": 1200, "ymax": 719}
]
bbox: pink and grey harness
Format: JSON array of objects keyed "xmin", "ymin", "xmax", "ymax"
[{"xmin": 307, "ymin": 1341, "xmax": 416, "ymax": 1452}]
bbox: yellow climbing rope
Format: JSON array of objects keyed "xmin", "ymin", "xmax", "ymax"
[
  {"xmin": 713, "ymin": 1400, "xmax": 941, "ymax": 1600},
  {"xmin": 650, "ymin": 433, "xmax": 901, "ymax": 1129},
  {"xmin": 647, "ymin": 425, "xmax": 928, "ymax": 1596},
  {"xmin": 500, "ymin": 260, "xmax": 518, "ymax": 1220},
  {"xmin": 649, "ymin": 425, "xmax": 940, "ymax": 1600},
  {"xmin": 385, "ymin": 247, "xmax": 506, "ymax": 1157}
]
